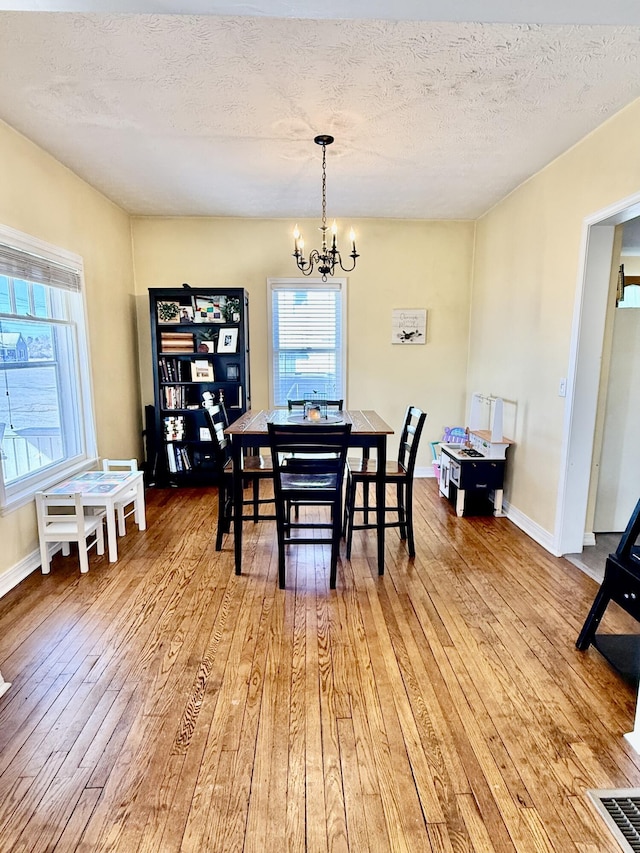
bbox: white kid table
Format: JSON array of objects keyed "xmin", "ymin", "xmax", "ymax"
[{"xmin": 46, "ymin": 470, "xmax": 146, "ymax": 562}]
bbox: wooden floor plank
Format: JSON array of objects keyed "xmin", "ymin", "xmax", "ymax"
[{"xmin": 0, "ymin": 481, "xmax": 639, "ymax": 852}]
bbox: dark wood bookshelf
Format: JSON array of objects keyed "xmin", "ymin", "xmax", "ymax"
[{"xmin": 148, "ymin": 286, "xmax": 250, "ymax": 486}]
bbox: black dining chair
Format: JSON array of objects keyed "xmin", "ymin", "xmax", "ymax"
[
  {"xmin": 267, "ymin": 422, "xmax": 352, "ymax": 589},
  {"xmin": 343, "ymin": 405, "xmax": 427, "ymax": 559},
  {"xmin": 204, "ymin": 405, "xmax": 275, "ymax": 550}
]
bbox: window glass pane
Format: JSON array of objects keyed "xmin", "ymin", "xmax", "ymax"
[
  {"xmin": 0, "ymin": 276, "xmax": 10, "ymax": 313},
  {"xmin": 32, "ymin": 283, "xmax": 49, "ymax": 318},
  {"xmin": 0, "ymin": 319, "xmax": 62, "ymax": 484},
  {"xmin": 13, "ymin": 279, "xmax": 30, "ymax": 316}
]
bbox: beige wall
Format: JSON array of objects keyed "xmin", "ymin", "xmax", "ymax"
[
  {"xmin": 470, "ymin": 98, "xmax": 640, "ymax": 539},
  {"xmin": 131, "ymin": 216, "xmax": 475, "ymax": 466},
  {"xmin": 0, "ymin": 120, "xmax": 138, "ymax": 580}
]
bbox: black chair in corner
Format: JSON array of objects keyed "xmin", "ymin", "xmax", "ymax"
[
  {"xmin": 343, "ymin": 405, "xmax": 427, "ymax": 559},
  {"xmin": 204, "ymin": 405, "xmax": 275, "ymax": 550},
  {"xmin": 267, "ymin": 422, "xmax": 352, "ymax": 590}
]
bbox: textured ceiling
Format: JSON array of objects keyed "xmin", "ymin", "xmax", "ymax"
[{"xmin": 1, "ymin": 6, "xmax": 640, "ymax": 219}]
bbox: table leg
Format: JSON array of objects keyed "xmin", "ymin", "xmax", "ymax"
[
  {"xmin": 0, "ymin": 671, "xmax": 10, "ymax": 699},
  {"xmin": 232, "ymin": 437, "xmax": 243, "ymax": 575},
  {"xmin": 135, "ymin": 474, "xmax": 147, "ymax": 530},
  {"xmin": 493, "ymin": 488, "xmax": 504, "ymax": 516},
  {"xmin": 456, "ymin": 488, "xmax": 465, "ymax": 517},
  {"xmin": 376, "ymin": 437, "xmax": 386, "ymax": 575},
  {"xmin": 105, "ymin": 505, "xmax": 119, "ymax": 562}
]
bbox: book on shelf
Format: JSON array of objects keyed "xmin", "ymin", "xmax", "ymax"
[
  {"xmin": 190, "ymin": 359, "xmax": 214, "ymax": 382},
  {"xmin": 160, "ymin": 331, "xmax": 194, "ymax": 353},
  {"xmin": 165, "ymin": 442, "xmax": 192, "ymax": 473},
  {"xmin": 164, "ymin": 415, "xmax": 185, "ymax": 441},
  {"xmin": 159, "ymin": 356, "xmax": 190, "ymax": 381},
  {"xmin": 163, "ymin": 385, "xmax": 187, "ymax": 409}
]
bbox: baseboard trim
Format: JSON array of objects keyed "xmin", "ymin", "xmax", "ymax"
[
  {"xmin": 504, "ymin": 501, "xmax": 559, "ymax": 556},
  {"xmin": 415, "ymin": 466, "xmax": 434, "ymax": 478},
  {"xmin": 0, "ymin": 544, "xmax": 59, "ymax": 600}
]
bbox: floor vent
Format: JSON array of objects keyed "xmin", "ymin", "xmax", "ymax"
[{"xmin": 588, "ymin": 789, "xmax": 640, "ymax": 852}]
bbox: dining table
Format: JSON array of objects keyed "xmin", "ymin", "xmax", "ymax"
[
  {"xmin": 44, "ymin": 469, "xmax": 146, "ymax": 562},
  {"xmin": 224, "ymin": 409, "xmax": 394, "ymax": 577}
]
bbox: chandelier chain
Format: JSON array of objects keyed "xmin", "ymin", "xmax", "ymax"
[{"xmin": 321, "ymin": 142, "xmax": 327, "ymax": 235}]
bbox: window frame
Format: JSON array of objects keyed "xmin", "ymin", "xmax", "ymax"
[
  {"xmin": 267, "ymin": 277, "xmax": 347, "ymax": 409},
  {"xmin": 0, "ymin": 224, "xmax": 97, "ymax": 514}
]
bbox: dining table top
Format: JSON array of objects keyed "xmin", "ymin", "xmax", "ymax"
[{"xmin": 225, "ymin": 408, "xmax": 394, "ymax": 437}]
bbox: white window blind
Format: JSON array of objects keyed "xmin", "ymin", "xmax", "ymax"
[{"xmin": 268, "ymin": 279, "xmax": 346, "ymax": 407}]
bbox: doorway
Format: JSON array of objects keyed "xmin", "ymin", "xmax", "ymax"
[{"xmin": 556, "ymin": 192, "xmax": 640, "ymax": 556}]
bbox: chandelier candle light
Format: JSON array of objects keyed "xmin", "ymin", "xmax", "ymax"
[{"xmin": 292, "ymin": 135, "xmax": 359, "ymax": 282}]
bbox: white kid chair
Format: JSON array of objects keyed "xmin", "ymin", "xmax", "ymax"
[
  {"xmin": 36, "ymin": 491, "xmax": 105, "ymax": 574},
  {"xmin": 102, "ymin": 458, "xmax": 140, "ymax": 536}
]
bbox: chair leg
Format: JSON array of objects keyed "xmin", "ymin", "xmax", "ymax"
[
  {"xmin": 341, "ymin": 472, "xmax": 351, "ymax": 538},
  {"xmin": 277, "ymin": 531, "xmax": 286, "ymax": 589},
  {"xmin": 96, "ymin": 523, "xmax": 105, "ymax": 556},
  {"xmin": 117, "ymin": 505, "xmax": 126, "ymax": 536},
  {"xmin": 78, "ymin": 537, "xmax": 90, "ymax": 574},
  {"xmin": 576, "ymin": 582, "xmax": 612, "ymax": 650},
  {"xmin": 62, "ymin": 542, "xmax": 71, "ymax": 556},
  {"xmin": 345, "ymin": 477, "xmax": 357, "ymax": 559},
  {"xmin": 362, "ymin": 481, "xmax": 370, "ymax": 525},
  {"xmin": 397, "ymin": 481, "xmax": 407, "ymax": 541},
  {"xmin": 216, "ymin": 481, "xmax": 228, "ymax": 550},
  {"xmin": 405, "ymin": 481, "xmax": 415, "ymax": 557},
  {"xmin": 330, "ymin": 498, "xmax": 342, "ymax": 589},
  {"xmin": 253, "ymin": 479, "xmax": 259, "ymax": 522},
  {"xmin": 40, "ymin": 540, "xmax": 50, "ymax": 574}
]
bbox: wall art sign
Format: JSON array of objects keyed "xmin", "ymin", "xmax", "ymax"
[{"xmin": 391, "ymin": 309, "xmax": 426, "ymax": 344}]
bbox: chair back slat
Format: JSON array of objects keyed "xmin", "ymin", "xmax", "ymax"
[
  {"xmin": 287, "ymin": 399, "xmax": 344, "ymax": 412},
  {"xmin": 397, "ymin": 406, "xmax": 427, "ymax": 474},
  {"xmin": 102, "ymin": 458, "xmax": 138, "ymax": 472}
]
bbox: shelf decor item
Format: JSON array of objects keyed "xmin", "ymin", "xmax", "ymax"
[
  {"xmin": 217, "ymin": 327, "xmax": 238, "ymax": 353},
  {"xmin": 157, "ymin": 301, "xmax": 181, "ymax": 323}
]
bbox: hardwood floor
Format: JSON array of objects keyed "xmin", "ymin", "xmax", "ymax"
[{"xmin": 1, "ymin": 479, "xmax": 639, "ymax": 852}]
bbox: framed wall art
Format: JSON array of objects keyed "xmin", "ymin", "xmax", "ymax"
[{"xmin": 391, "ymin": 309, "xmax": 427, "ymax": 344}]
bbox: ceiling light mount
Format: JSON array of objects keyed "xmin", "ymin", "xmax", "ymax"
[{"xmin": 292, "ymin": 134, "xmax": 359, "ymax": 282}]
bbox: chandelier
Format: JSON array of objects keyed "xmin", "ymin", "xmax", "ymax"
[{"xmin": 292, "ymin": 135, "xmax": 359, "ymax": 282}]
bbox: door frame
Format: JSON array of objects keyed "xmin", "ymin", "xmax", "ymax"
[{"xmin": 555, "ymin": 190, "xmax": 640, "ymax": 555}]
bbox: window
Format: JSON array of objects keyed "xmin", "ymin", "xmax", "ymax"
[
  {"xmin": 268, "ymin": 278, "xmax": 346, "ymax": 407},
  {"xmin": 0, "ymin": 225, "xmax": 96, "ymax": 511}
]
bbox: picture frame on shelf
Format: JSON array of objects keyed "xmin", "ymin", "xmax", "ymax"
[
  {"xmin": 217, "ymin": 327, "xmax": 238, "ymax": 353},
  {"xmin": 196, "ymin": 340, "xmax": 215, "ymax": 353},
  {"xmin": 157, "ymin": 301, "xmax": 181, "ymax": 323},
  {"xmin": 191, "ymin": 360, "xmax": 215, "ymax": 381},
  {"xmin": 226, "ymin": 363, "xmax": 240, "ymax": 381},
  {"xmin": 194, "ymin": 295, "xmax": 226, "ymax": 323},
  {"xmin": 179, "ymin": 305, "xmax": 194, "ymax": 322}
]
